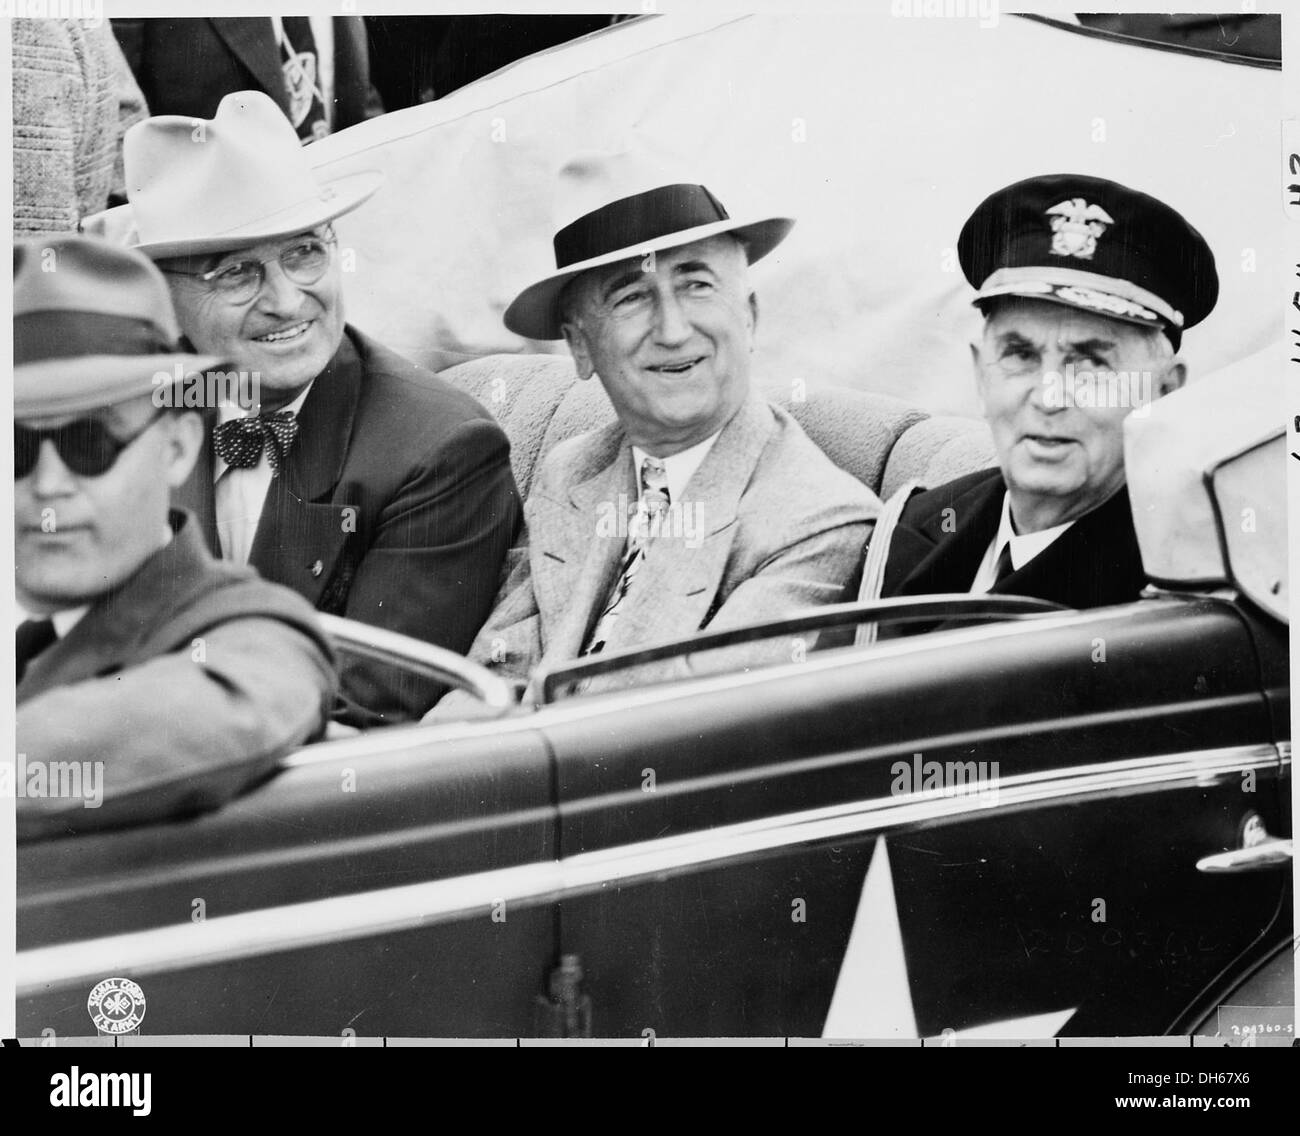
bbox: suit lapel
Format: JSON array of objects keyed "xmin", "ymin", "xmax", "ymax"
[
  {"xmin": 604, "ymin": 395, "xmax": 774, "ymax": 651},
  {"xmin": 894, "ymin": 473, "xmax": 1005, "ymax": 597},
  {"xmin": 210, "ymin": 18, "xmax": 290, "ymax": 113},
  {"xmin": 529, "ymin": 423, "xmax": 631, "ymax": 660},
  {"xmin": 248, "ymin": 334, "xmax": 361, "ymax": 606},
  {"xmin": 174, "ymin": 429, "xmax": 220, "ymax": 555},
  {"xmin": 889, "ymin": 474, "xmax": 1143, "ymax": 610}
]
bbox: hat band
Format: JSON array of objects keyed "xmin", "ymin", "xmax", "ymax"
[
  {"xmin": 553, "ymin": 184, "xmax": 730, "ymax": 269},
  {"xmin": 977, "ymin": 265, "xmax": 1183, "ymax": 328},
  {"xmin": 15, "ymin": 311, "xmax": 177, "ymax": 366}
]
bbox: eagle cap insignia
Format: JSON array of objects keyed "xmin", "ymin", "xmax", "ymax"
[{"xmin": 1046, "ymin": 198, "xmax": 1115, "ymax": 260}]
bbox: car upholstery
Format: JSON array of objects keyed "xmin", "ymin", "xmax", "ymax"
[{"xmin": 439, "ymin": 353, "xmax": 997, "ymax": 501}]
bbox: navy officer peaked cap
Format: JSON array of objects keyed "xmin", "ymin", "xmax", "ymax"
[{"xmin": 958, "ymin": 173, "xmax": 1218, "ymax": 351}]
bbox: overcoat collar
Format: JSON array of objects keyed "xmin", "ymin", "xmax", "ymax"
[
  {"xmin": 246, "ymin": 331, "xmax": 362, "ymax": 597},
  {"xmin": 18, "ymin": 512, "xmax": 209, "ymax": 700}
]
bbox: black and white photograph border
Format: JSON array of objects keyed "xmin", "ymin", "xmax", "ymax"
[{"xmin": 2, "ymin": 0, "xmax": 1298, "ymax": 1051}]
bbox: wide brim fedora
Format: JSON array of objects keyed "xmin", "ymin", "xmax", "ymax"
[
  {"xmin": 82, "ymin": 169, "xmax": 383, "ymax": 260},
  {"xmin": 505, "ymin": 213, "xmax": 793, "ymax": 341},
  {"xmin": 81, "ymin": 90, "xmax": 384, "ymax": 260},
  {"xmin": 16, "ymin": 354, "xmax": 232, "ymax": 419},
  {"xmin": 503, "ymin": 151, "xmax": 796, "ymax": 341}
]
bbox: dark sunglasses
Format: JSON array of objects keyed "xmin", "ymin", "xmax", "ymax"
[{"xmin": 16, "ymin": 409, "xmax": 165, "ymax": 479}]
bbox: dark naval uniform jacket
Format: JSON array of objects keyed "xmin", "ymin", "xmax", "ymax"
[{"xmin": 882, "ymin": 467, "xmax": 1147, "ymax": 611}]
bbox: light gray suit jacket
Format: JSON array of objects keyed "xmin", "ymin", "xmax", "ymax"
[{"xmin": 436, "ymin": 392, "xmax": 879, "ymax": 712}]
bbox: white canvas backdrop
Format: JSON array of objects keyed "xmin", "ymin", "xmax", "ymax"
[{"xmin": 310, "ymin": 11, "xmax": 1281, "ymax": 416}]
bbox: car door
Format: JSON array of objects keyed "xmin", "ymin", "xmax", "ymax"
[
  {"xmin": 17, "ymin": 719, "xmax": 560, "ymax": 1039},
  {"xmin": 883, "ymin": 596, "xmax": 1290, "ymax": 1038},
  {"xmin": 538, "ymin": 596, "xmax": 1289, "ymax": 1037}
]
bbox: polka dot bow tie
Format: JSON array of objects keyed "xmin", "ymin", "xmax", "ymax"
[{"xmin": 212, "ymin": 410, "xmax": 300, "ymax": 475}]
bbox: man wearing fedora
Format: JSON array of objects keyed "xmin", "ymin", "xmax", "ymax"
[
  {"xmin": 872, "ymin": 174, "xmax": 1218, "ymax": 612},
  {"xmin": 85, "ymin": 90, "xmax": 521, "ymax": 727},
  {"xmin": 434, "ymin": 157, "xmax": 879, "ymax": 711},
  {"xmin": 14, "ymin": 236, "xmax": 336, "ymax": 840}
]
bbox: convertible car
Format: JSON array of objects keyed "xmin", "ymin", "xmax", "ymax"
[{"xmin": 15, "ymin": 353, "xmax": 1291, "ymax": 1042}]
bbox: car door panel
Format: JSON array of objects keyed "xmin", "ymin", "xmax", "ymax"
[
  {"xmin": 545, "ymin": 599, "xmax": 1289, "ymax": 1036},
  {"xmin": 892, "ymin": 784, "xmax": 1290, "ymax": 1036},
  {"xmin": 18, "ymin": 724, "xmax": 559, "ymax": 1038}
]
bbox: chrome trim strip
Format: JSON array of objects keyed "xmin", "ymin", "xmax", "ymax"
[
  {"xmin": 535, "ymin": 593, "xmax": 1064, "ymax": 703},
  {"xmin": 287, "ymin": 604, "xmax": 1186, "ymax": 766},
  {"xmin": 17, "ymin": 743, "xmax": 1282, "ymax": 996},
  {"xmin": 282, "ymin": 712, "xmax": 545, "ymax": 767},
  {"xmin": 318, "ymin": 613, "xmax": 515, "ymax": 711}
]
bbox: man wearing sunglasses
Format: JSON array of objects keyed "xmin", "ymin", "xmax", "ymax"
[
  {"xmin": 14, "ymin": 236, "xmax": 336, "ymax": 840},
  {"xmin": 84, "ymin": 90, "xmax": 521, "ymax": 727}
]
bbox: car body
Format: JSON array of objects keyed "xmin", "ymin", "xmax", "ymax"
[
  {"xmin": 15, "ymin": 357, "xmax": 1291, "ymax": 1042},
  {"xmin": 14, "ymin": 10, "xmax": 1291, "ymax": 1045}
]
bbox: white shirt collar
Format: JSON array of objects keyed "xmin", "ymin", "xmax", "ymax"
[
  {"xmin": 50, "ymin": 607, "xmax": 89, "ymax": 638},
  {"xmin": 20, "ymin": 604, "xmax": 89, "ymax": 638},
  {"xmin": 631, "ymin": 431, "xmax": 721, "ymax": 504},
  {"xmin": 994, "ymin": 491, "xmax": 1075, "ymax": 572}
]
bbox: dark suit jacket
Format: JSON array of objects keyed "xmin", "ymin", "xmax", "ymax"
[
  {"xmin": 176, "ymin": 326, "xmax": 522, "ymax": 727},
  {"xmin": 882, "ymin": 467, "xmax": 1147, "ymax": 611},
  {"xmin": 17, "ymin": 511, "xmax": 336, "ymax": 841},
  {"xmin": 112, "ymin": 16, "xmax": 383, "ymax": 131}
]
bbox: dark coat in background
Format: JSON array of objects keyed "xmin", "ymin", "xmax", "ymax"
[
  {"xmin": 175, "ymin": 326, "xmax": 522, "ymax": 727},
  {"xmin": 112, "ymin": 16, "xmax": 383, "ymax": 131},
  {"xmin": 17, "ymin": 512, "xmax": 336, "ymax": 840}
]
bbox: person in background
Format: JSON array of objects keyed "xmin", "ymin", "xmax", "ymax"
[
  {"xmin": 12, "ymin": 18, "xmax": 148, "ymax": 236},
  {"xmin": 112, "ymin": 15, "xmax": 383, "ymax": 143}
]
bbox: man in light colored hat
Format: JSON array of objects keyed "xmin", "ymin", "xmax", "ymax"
[
  {"xmin": 434, "ymin": 155, "xmax": 879, "ymax": 711},
  {"xmin": 14, "ymin": 235, "xmax": 336, "ymax": 840},
  {"xmin": 84, "ymin": 90, "xmax": 521, "ymax": 727},
  {"xmin": 873, "ymin": 173, "xmax": 1218, "ymax": 612}
]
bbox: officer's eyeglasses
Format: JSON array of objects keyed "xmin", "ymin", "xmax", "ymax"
[
  {"xmin": 16, "ymin": 410, "xmax": 165, "ymax": 479},
  {"xmin": 162, "ymin": 232, "xmax": 336, "ymax": 305}
]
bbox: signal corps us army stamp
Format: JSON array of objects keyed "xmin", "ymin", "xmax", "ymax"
[{"xmin": 88, "ymin": 977, "xmax": 147, "ymax": 1035}]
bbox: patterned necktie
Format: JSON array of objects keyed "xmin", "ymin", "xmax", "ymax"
[
  {"xmin": 212, "ymin": 411, "xmax": 300, "ymax": 476},
  {"xmin": 279, "ymin": 16, "xmax": 329, "ymax": 142},
  {"xmin": 16, "ymin": 617, "xmax": 56, "ymax": 683},
  {"xmin": 583, "ymin": 457, "xmax": 671, "ymax": 655}
]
